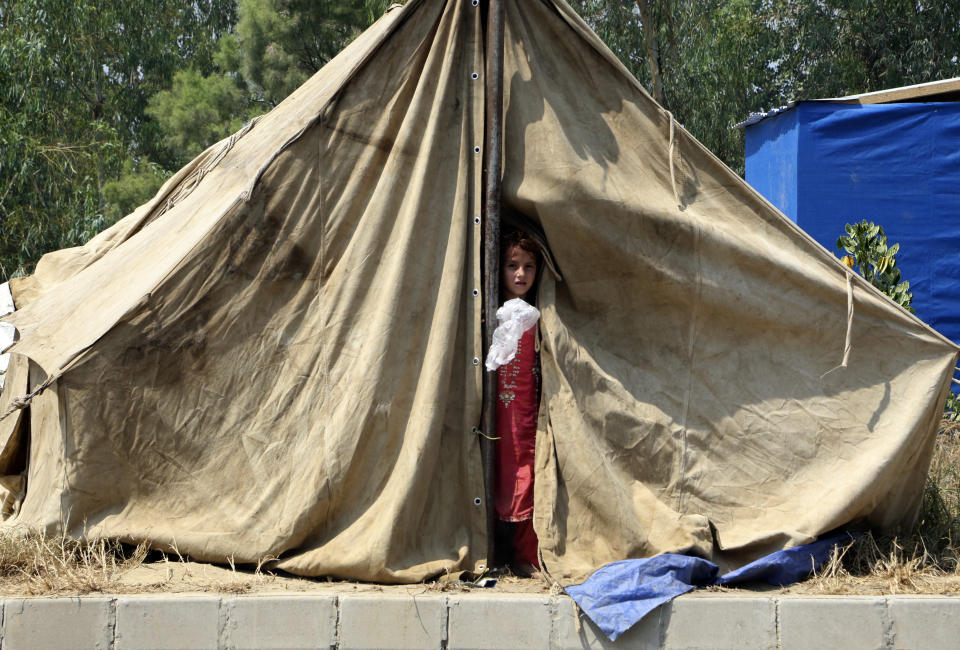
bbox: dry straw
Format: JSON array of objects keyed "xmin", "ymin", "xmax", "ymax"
[{"xmin": 0, "ymin": 528, "xmax": 146, "ymax": 595}]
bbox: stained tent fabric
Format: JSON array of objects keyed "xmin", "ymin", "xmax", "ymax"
[{"xmin": 1, "ymin": 0, "xmax": 957, "ymax": 585}]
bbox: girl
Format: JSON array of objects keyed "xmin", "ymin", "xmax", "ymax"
[{"xmin": 493, "ymin": 229, "xmax": 542, "ymax": 576}]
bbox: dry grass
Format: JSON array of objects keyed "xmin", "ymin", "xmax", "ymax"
[
  {"xmin": 916, "ymin": 420, "xmax": 960, "ymax": 556},
  {"xmin": 0, "ymin": 528, "xmax": 147, "ymax": 595},
  {"xmin": 788, "ymin": 533, "xmax": 960, "ymax": 595},
  {"xmin": 784, "ymin": 417, "xmax": 960, "ymax": 595},
  {"xmin": 0, "ymin": 530, "xmax": 287, "ymax": 596}
]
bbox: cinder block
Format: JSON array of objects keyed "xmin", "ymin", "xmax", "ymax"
[
  {"xmin": 779, "ymin": 597, "xmax": 886, "ymax": 650},
  {"xmin": 889, "ymin": 596, "xmax": 960, "ymax": 650},
  {"xmin": 223, "ymin": 595, "xmax": 337, "ymax": 650},
  {"xmin": 551, "ymin": 595, "xmax": 662, "ymax": 650},
  {"xmin": 3, "ymin": 597, "xmax": 113, "ymax": 650},
  {"xmin": 447, "ymin": 595, "xmax": 552, "ymax": 650},
  {"xmin": 339, "ymin": 594, "xmax": 445, "ymax": 649},
  {"xmin": 664, "ymin": 596, "xmax": 776, "ymax": 650},
  {"xmin": 115, "ymin": 595, "xmax": 220, "ymax": 650}
]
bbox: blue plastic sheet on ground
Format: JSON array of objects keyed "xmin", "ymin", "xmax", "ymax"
[
  {"xmin": 565, "ymin": 555, "xmax": 718, "ymax": 642},
  {"xmin": 566, "ymin": 533, "xmax": 851, "ymax": 641}
]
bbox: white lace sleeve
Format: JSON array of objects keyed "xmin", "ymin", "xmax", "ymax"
[
  {"xmin": 0, "ymin": 281, "xmax": 14, "ymax": 389},
  {"xmin": 484, "ymin": 298, "xmax": 540, "ymax": 371}
]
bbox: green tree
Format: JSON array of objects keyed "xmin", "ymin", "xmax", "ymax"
[
  {"xmin": 146, "ymin": 68, "xmax": 252, "ymax": 162},
  {"xmin": 147, "ymin": 0, "xmax": 393, "ymax": 165},
  {"xmin": 760, "ymin": 1, "xmax": 960, "ymax": 101},
  {"xmin": 573, "ymin": 0, "xmax": 781, "ymax": 174},
  {"xmin": 576, "ymin": 0, "xmax": 960, "ymax": 175},
  {"xmin": 0, "ymin": 0, "xmax": 234, "ymax": 280}
]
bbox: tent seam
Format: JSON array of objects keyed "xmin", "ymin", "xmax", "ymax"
[
  {"xmin": 159, "ymin": 118, "xmax": 260, "ymax": 218},
  {"xmin": 674, "ymin": 220, "xmax": 702, "ymax": 510},
  {"xmin": 317, "ymin": 108, "xmax": 331, "ymax": 530},
  {"xmin": 668, "ymin": 113, "xmax": 682, "ymax": 210},
  {"xmin": 57, "ymin": 374, "xmax": 70, "ymax": 534}
]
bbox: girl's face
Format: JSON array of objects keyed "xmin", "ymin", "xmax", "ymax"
[{"xmin": 502, "ymin": 245, "xmax": 537, "ymax": 301}]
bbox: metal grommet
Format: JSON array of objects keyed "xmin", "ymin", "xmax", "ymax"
[
  {"xmin": 472, "ymin": 289, "xmax": 479, "ymax": 296},
  {"xmin": 473, "ymin": 145, "xmax": 481, "ymax": 154},
  {"xmin": 472, "ymin": 357, "xmax": 480, "ymax": 366},
  {"xmin": 474, "ymin": 217, "xmax": 480, "ymax": 225},
  {"xmin": 473, "ymin": 497, "xmax": 482, "ymax": 506},
  {"xmin": 471, "ymin": 72, "xmax": 479, "ymax": 80},
  {"xmin": 471, "ymin": 426, "xmax": 479, "ymax": 434},
  {"xmin": 472, "ymin": 0, "xmax": 479, "ymax": 5},
  {"xmin": 478, "ymin": 564, "xmax": 486, "ymax": 571}
]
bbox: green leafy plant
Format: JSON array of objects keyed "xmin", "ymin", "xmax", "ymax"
[
  {"xmin": 945, "ymin": 390, "xmax": 960, "ymax": 424},
  {"xmin": 836, "ymin": 220, "xmax": 915, "ymax": 313}
]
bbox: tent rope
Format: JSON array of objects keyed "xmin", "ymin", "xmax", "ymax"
[
  {"xmin": 0, "ymin": 375, "xmax": 56, "ymax": 423},
  {"xmin": 536, "ymin": 546, "xmax": 564, "ymax": 596},
  {"xmin": 842, "ymin": 270, "xmax": 854, "ymax": 367},
  {"xmin": 821, "ymin": 271, "xmax": 855, "ymax": 378},
  {"xmin": 157, "ymin": 117, "xmax": 260, "ymax": 218},
  {"xmin": 474, "ymin": 429, "xmax": 500, "ymax": 441},
  {"xmin": 667, "ymin": 111, "xmax": 682, "ymax": 209}
]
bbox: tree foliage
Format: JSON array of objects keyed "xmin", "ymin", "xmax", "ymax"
[
  {"xmin": 575, "ymin": 0, "xmax": 960, "ymax": 175},
  {"xmin": 4, "ymin": 0, "xmax": 960, "ymax": 282},
  {"xmin": 760, "ymin": 0, "xmax": 960, "ymax": 101},
  {"xmin": 0, "ymin": 0, "xmax": 234, "ymax": 279},
  {"xmin": 147, "ymin": 0, "xmax": 392, "ymax": 165},
  {"xmin": 146, "ymin": 68, "xmax": 252, "ymax": 162}
]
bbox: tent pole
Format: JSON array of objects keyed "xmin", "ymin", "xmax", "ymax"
[{"xmin": 481, "ymin": 0, "xmax": 505, "ymax": 570}]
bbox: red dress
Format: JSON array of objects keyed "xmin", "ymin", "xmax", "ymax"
[{"xmin": 495, "ymin": 326, "xmax": 540, "ymax": 566}]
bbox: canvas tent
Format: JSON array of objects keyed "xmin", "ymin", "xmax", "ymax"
[{"xmin": 1, "ymin": 0, "xmax": 957, "ymax": 585}]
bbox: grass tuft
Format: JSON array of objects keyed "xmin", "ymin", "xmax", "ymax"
[
  {"xmin": 0, "ymin": 528, "xmax": 146, "ymax": 595},
  {"xmin": 797, "ymin": 417, "xmax": 960, "ymax": 594}
]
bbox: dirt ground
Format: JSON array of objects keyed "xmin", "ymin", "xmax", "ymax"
[
  {"xmin": 6, "ymin": 555, "xmax": 959, "ymax": 598},
  {"xmin": 111, "ymin": 560, "xmax": 556, "ymax": 597}
]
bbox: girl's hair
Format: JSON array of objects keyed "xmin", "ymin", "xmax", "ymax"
[{"xmin": 501, "ymin": 228, "xmax": 541, "ymax": 266}]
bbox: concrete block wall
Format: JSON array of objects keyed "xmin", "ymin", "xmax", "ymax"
[{"xmin": 0, "ymin": 593, "xmax": 958, "ymax": 649}]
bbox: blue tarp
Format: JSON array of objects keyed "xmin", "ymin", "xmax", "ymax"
[
  {"xmin": 745, "ymin": 101, "xmax": 960, "ymax": 353},
  {"xmin": 566, "ymin": 533, "xmax": 851, "ymax": 641}
]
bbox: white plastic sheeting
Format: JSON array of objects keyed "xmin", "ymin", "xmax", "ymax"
[
  {"xmin": 0, "ymin": 282, "xmax": 13, "ymax": 390},
  {"xmin": 484, "ymin": 298, "xmax": 540, "ymax": 371}
]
